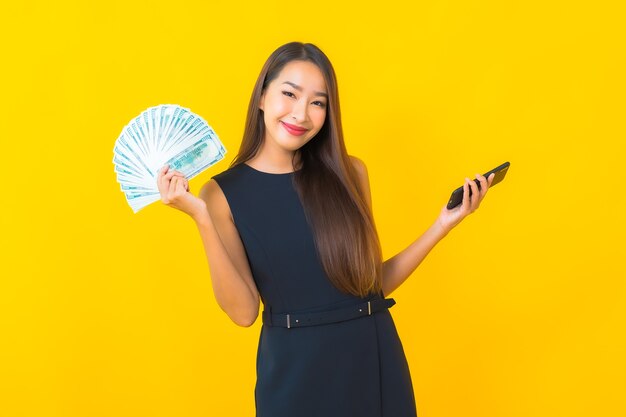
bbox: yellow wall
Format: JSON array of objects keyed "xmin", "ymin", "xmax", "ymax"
[{"xmin": 1, "ymin": 1, "xmax": 624, "ymax": 416}]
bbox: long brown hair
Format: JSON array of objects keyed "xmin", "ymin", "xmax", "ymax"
[{"xmin": 228, "ymin": 41, "xmax": 383, "ymax": 298}]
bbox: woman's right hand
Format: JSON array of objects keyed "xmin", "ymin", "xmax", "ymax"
[{"xmin": 156, "ymin": 164, "xmax": 208, "ymax": 220}]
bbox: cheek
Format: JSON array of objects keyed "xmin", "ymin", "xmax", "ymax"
[
  {"xmin": 264, "ymin": 103, "xmax": 288, "ymax": 126},
  {"xmin": 269, "ymin": 96, "xmax": 291, "ymax": 115},
  {"xmin": 313, "ymin": 110, "xmax": 327, "ymax": 128}
]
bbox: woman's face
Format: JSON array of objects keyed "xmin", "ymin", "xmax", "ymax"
[{"xmin": 259, "ymin": 60, "xmax": 328, "ymax": 155}]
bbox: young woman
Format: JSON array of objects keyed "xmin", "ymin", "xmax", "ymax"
[{"xmin": 156, "ymin": 41, "xmax": 494, "ymax": 417}]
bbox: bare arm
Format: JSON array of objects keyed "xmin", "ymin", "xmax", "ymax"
[
  {"xmin": 156, "ymin": 164, "xmax": 260, "ymax": 326},
  {"xmin": 380, "ymin": 222, "xmax": 449, "ymax": 297},
  {"xmin": 350, "ymin": 156, "xmax": 494, "ymax": 297},
  {"xmin": 193, "ymin": 180, "xmax": 260, "ymax": 327},
  {"xmin": 349, "ymin": 156, "xmax": 449, "ymax": 297}
]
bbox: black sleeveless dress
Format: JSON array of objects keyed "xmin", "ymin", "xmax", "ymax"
[{"xmin": 211, "ymin": 162, "xmax": 418, "ymax": 417}]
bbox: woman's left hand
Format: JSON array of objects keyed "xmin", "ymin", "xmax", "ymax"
[{"xmin": 435, "ymin": 172, "xmax": 495, "ymax": 234}]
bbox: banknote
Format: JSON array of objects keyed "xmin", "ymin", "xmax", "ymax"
[{"xmin": 112, "ymin": 104, "xmax": 227, "ymax": 213}]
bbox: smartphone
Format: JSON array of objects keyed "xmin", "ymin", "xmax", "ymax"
[{"xmin": 446, "ymin": 161, "xmax": 510, "ymax": 210}]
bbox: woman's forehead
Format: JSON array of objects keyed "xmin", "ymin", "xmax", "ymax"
[{"xmin": 275, "ymin": 61, "xmax": 327, "ymax": 93}]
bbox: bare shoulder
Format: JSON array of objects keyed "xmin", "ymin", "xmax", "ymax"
[
  {"xmin": 198, "ymin": 179, "xmax": 233, "ymax": 223},
  {"xmin": 197, "ymin": 178, "xmax": 260, "ymax": 325},
  {"xmin": 348, "ymin": 154, "xmax": 368, "ymax": 176},
  {"xmin": 348, "ymin": 155, "xmax": 372, "ymax": 210}
]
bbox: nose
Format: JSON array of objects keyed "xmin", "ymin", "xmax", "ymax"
[{"xmin": 290, "ymin": 98, "xmax": 309, "ymax": 123}]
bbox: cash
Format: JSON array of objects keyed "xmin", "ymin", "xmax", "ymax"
[{"xmin": 112, "ymin": 104, "xmax": 226, "ymax": 213}]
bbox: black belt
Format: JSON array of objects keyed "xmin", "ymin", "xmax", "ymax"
[{"xmin": 262, "ymin": 296, "xmax": 396, "ymax": 329}]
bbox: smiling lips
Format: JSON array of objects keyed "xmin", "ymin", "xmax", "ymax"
[{"xmin": 281, "ymin": 121, "xmax": 308, "ymax": 136}]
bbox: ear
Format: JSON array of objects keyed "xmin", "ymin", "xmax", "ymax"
[{"xmin": 258, "ymin": 90, "xmax": 265, "ymax": 111}]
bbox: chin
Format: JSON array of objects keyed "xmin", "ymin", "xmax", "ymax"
[
  {"xmin": 283, "ymin": 141, "xmax": 306, "ymax": 152},
  {"xmin": 279, "ymin": 132, "xmax": 308, "ymax": 145}
]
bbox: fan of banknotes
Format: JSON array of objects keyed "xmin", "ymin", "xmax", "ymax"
[{"xmin": 112, "ymin": 104, "xmax": 227, "ymax": 213}]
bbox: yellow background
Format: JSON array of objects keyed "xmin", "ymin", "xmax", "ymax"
[{"xmin": 1, "ymin": 1, "xmax": 624, "ymax": 416}]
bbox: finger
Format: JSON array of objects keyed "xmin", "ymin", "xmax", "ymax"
[
  {"xmin": 175, "ymin": 177, "xmax": 188, "ymax": 195},
  {"xmin": 168, "ymin": 174, "xmax": 187, "ymax": 186},
  {"xmin": 178, "ymin": 177, "xmax": 187, "ymax": 192},
  {"xmin": 467, "ymin": 177, "xmax": 479, "ymax": 210},
  {"xmin": 475, "ymin": 173, "xmax": 488, "ymax": 196},
  {"xmin": 164, "ymin": 169, "xmax": 184, "ymax": 176},
  {"xmin": 488, "ymin": 172, "xmax": 495, "ymax": 186},
  {"xmin": 162, "ymin": 171, "xmax": 183, "ymax": 182},
  {"xmin": 168, "ymin": 176, "xmax": 179, "ymax": 200},
  {"xmin": 158, "ymin": 169, "xmax": 172, "ymax": 194},
  {"xmin": 160, "ymin": 175, "xmax": 171, "ymax": 202},
  {"xmin": 159, "ymin": 170, "xmax": 176, "ymax": 187},
  {"xmin": 462, "ymin": 178, "xmax": 471, "ymax": 212},
  {"xmin": 157, "ymin": 165, "xmax": 168, "ymax": 189}
]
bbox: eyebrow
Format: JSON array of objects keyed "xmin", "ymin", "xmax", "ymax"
[{"xmin": 282, "ymin": 81, "xmax": 328, "ymax": 99}]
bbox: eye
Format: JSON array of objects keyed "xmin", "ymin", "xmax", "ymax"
[{"xmin": 282, "ymin": 91, "xmax": 326, "ymax": 108}]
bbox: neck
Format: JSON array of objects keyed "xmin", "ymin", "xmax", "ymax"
[{"xmin": 249, "ymin": 141, "xmax": 302, "ymax": 172}]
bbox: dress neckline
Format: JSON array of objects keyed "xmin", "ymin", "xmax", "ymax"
[{"xmin": 241, "ymin": 162, "xmax": 301, "ymax": 176}]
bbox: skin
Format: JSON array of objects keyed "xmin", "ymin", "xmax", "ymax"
[{"xmin": 156, "ymin": 60, "xmax": 495, "ymax": 326}]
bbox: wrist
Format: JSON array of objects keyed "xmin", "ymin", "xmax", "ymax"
[
  {"xmin": 432, "ymin": 219, "xmax": 451, "ymax": 238},
  {"xmin": 190, "ymin": 204, "xmax": 210, "ymax": 225}
]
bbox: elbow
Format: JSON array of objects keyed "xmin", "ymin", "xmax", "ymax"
[
  {"xmin": 224, "ymin": 300, "xmax": 259, "ymax": 328},
  {"xmin": 234, "ymin": 315, "xmax": 257, "ymax": 327},
  {"xmin": 215, "ymin": 286, "xmax": 260, "ymax": 327}
]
